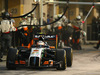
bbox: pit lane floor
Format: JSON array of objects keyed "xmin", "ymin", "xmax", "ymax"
[{"xmin": 0, "ymin": 45, "xmax": 100, "ymax": 75}]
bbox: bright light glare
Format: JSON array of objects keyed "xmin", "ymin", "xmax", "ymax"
[
  {"xmin": 34, "ymin": 0, "xmax": 40, "ymax": 2},
  {"xmin": 50, "ymin": 0, "xmax": 54, "ymax": 2}
]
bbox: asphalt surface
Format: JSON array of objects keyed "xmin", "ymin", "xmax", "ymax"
[{"xmin": 0, "ymin": 44, "xmax": 100, "ymax": 75}]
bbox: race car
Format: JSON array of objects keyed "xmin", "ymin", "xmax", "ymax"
[{"xmin": 6, "ymin": 34, "xmax": 73, "ymax": 70}]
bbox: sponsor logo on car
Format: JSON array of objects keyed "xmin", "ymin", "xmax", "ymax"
[{"xmin": 32, "ymin": 50, "xmax": 39, "ymax": 54}]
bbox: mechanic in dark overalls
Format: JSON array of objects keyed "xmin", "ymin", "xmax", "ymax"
[
  {"xmin": 0, "ymin": 12, "xmax": 17, "ymax": 62},
  {"xmin": 94, "ymin": 17, "xmax": 100, "ymax": 49},
  {"xmin": 20, "ymin": 26, "xmax": 31, "ymax": 48}
]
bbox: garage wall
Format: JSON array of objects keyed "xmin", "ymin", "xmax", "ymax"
[{"xmin": 8, "ymin": 0, "xmax": 21, "ymax": 27}]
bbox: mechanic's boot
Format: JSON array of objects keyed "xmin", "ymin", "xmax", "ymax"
[
  {"xmin": 77, "ymin": 43, "xmax": 82, "ymax": 50},
  {"xmin": 94, "ymin": 44, "xmax": 99, "ymax": 49},
  {"xmin": 0, "ymin": 52, "xmax": 3, "ymax": 58},
  {"xmin": 77, "ymin": 45, "xmax": 81, "ymax": 50},
  {"xmin": 72, "ymin": 44, "xmax": 77, "ymax": 50},
  {"xmin": 0, "ymin": 54, "xmax": 3, "ymax": 62},
  {"xmin": 94, "ymin": 46, "xmax": 99, "ymax": 49},
  {"xmin": 0, "ymin": 58, "xmax": 3, "ymax": 62}
]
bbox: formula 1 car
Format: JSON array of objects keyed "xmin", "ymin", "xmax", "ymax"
[{"xmin": 6, "ymin": 34, "xmax": 73, "ymax": 70}]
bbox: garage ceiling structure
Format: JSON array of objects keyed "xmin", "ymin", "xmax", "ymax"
[
  {"xmin": 45, "ymin": 0, "xmax": 100, "ymax": 5},
  {"xmin": 59, "ymin": 0, "xmax": 100, "ymax": 2}
]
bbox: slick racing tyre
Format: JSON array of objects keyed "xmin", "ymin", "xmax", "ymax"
[
  {"xmin": 56, "ymin": 49, "xmax": 67, "ymax": 70},
  {"xmin": 64, "ymin": 47, "xmax": 73, "ymax": 67},
  {"xmin": 6, "ymin": 48, "xmax": 17, "ymax": 70}
]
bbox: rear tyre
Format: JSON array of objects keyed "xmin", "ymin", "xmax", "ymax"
[
  {"xmin": 6, "ymin": 48, "xmax": 17, "ymax": 70},
  {"xmin": 64, "ymin": 47, "xmax": 73, "ymax": 67},
  {"xmin": 56, "ymin": 49, "xmax": 67, "ymax": 70}
]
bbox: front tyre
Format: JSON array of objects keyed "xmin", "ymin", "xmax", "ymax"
[{"xmin": 56, "ymin": 49, "xmax": 67, "ymax": 70}]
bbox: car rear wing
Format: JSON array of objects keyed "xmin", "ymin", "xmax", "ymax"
[{"xmin": 33, "ymin": 34, "xmax": 58, "ymax": 48}]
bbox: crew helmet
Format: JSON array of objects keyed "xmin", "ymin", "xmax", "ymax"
[
  {"xmin": 58, "ymin": 14, "xmax": 62, "ymax": 18},
  {"xmin": 82, "ymin": 31, "xmax": 86, "ymax": 37},
  {"xmin": 76, "ymin": 16, "xmax": 81, "ymax": 20},
  {"xmin": 27, "ymin": 14, "xmax": 31, "ymax": 17},
  {"xmin": 2, "ymin": 12, "xmax": 10, "ymax": 19},
  {"xmin": 54, "ymin": 15, "xmax": 58, "ymax": 20}
]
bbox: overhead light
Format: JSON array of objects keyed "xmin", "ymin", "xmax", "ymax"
[
  {"xmin": 34, "ymin": 0, "xmax": 40, "ymax": 2},
  {"xmin": 50, "ymin": 0, "xmax": 54, "ymax": 2}
]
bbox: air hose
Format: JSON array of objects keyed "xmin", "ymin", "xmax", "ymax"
[
  {"xmin": 0, "ymin": 0, "xmax": 69, "ymax": 27},
  {"xmin": 0, "ymin": 3, "xmax": 38, "ymax": 18},
  {"xmin": 17, "ymin": 0, "xmax": 69, "ymax": 28},
  {"xmin": 11, "ymin": 4, "xmax": 38, "ymax": 18}
]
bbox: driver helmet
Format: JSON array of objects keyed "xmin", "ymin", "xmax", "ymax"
[
  {"xmin": 76, "ymin": 16, "xmax": 81, "ymax": 20},
  {"xmin": 37, "ymin": 41, "xmax": 45, "ymax": 46}
]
